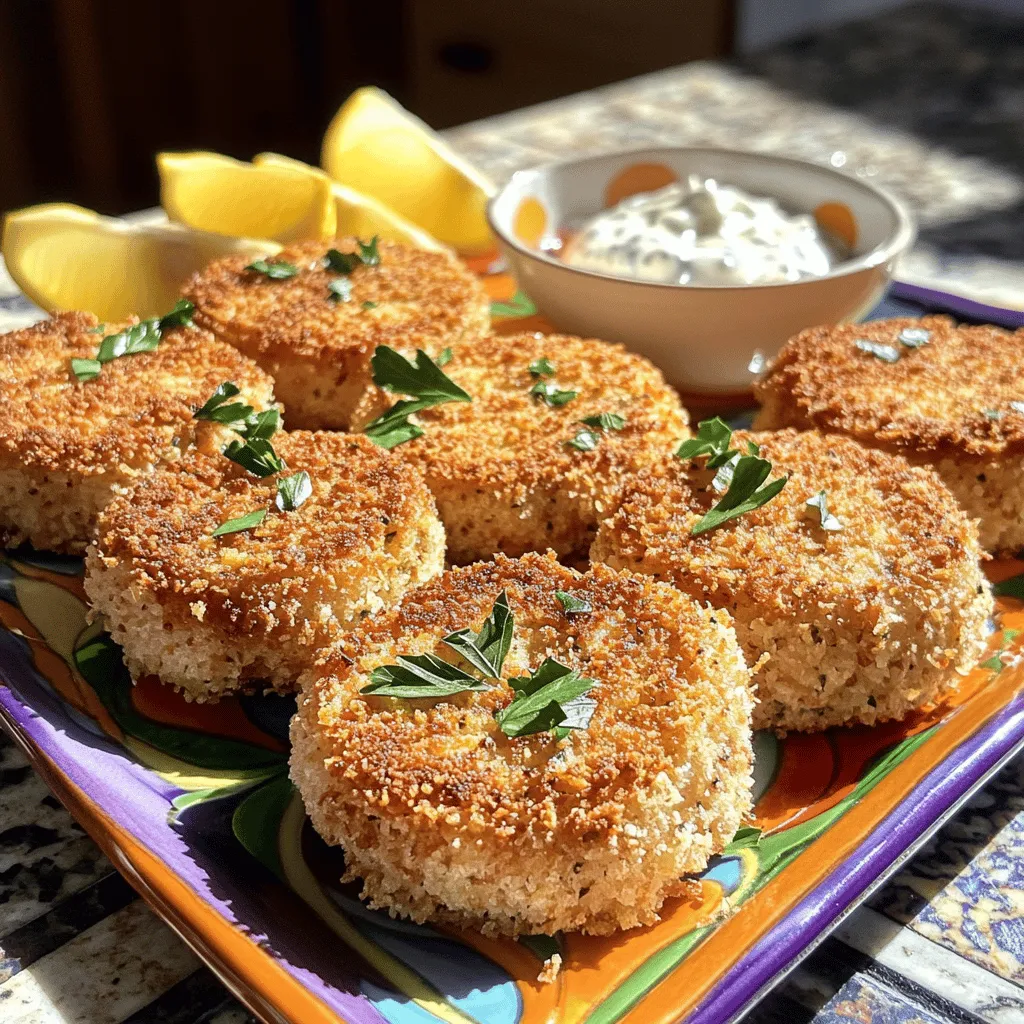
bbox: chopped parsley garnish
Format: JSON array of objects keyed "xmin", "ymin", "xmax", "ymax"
[
  {"xmin": 242, "ymin": 409, "xmax": 280, "ymax": 440},
  {"xmin": 276, "ymin": 471, "xmax": 312, "ymax": 511},
  {"xmin": 363, "ymin": 346, "xmax": 472, "ymax": 449},
  {"xmin": 531, "ymin": 381, "xmax": 577, "ymax": 407},
  {"xmin": 984, "ymin": 409, "xmax": 1005, "ymax": 421},
  {"xmin": 360, "ymin": 591, "xmax": 597, "ymax": 740},
  {"xmin": 805, "ymin": 490, "xmax": 843, "ymax": 531},
  {"xmin": 529, "ymin": 357, "xmax": 555, "ymax": 378},
  {"xmin": 692, "ymin": 454, "xmax": 787, "ymax": 535},
  {"xmin": 87, "ymin": 323, "xmax": 107, "ymax": 334},
  {"xmin": 555, "ymin": 590, "xmax": 592, "ymax": 614},
  {"xmin": 71, "ymin": 300, "xmax": 194, "ymax": 380},
  {"xmin": 980, "ymin": 628, "xmax": 1021, "ymax": 674},
  {"xmin": 580, "ymin": 412, "xmax": 625, "ymax": 431},
  {"xmin": 70, "ymin": 358, "xmax": 101, "ymax": 382},
  {"xmin": 679, "ymin": 420, "xmax": 786, "ymax": 535},
  {"xmin": 441, "ymin": 589, "xmax": 514, "ymax": 678},
  {"xmin": 223, "ymin": 437, "xmax": 285, "ymax": 478},
  {"xmin": 566, "ymin": 429, "xmax": 599, "ymax": 452},
  {"xmin": 436, "ymin": 347, "xmax": 453, "ymax": 367},
  {"xmin": 328, "ymin": 277, "xmax": 353, "ymax": 303},
  {"xmin": 195, "ymin": 382, "xmax": 254, "ymax": 426},
  {"xmin": 496, "ymin": 659, "xmax": 597, "ymax": 740},
  {"xmin": 325, "ymin": 236, "xmax": 380, "ymax": 275},
  {"xmin": 898, "ymin": 326, "xmax": 930, "ymax": 348},
  {"xmin": 211, "ymin": 509, "xmax": 267, "ymax": 537},
  {"xmin": 676, "ymin": 417, "xmax": 739, "ymax": 468},
  {"xmin": 854, "ymin": 339, "xmax": 900, "ymax": 363},
  {"xmin": 362, "ymin": 301, "xmax": 379, "ymax": 311},
  {"xmin": 724, "ymin": 825, "xmax": 763, "ymax": 853},
  {"xmin": 246, "ymin": 258, "xmax": 298, "ymax": 279}
]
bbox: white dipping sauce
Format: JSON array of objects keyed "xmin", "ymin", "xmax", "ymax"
[{"xmin": 563, "ymin": 176, "xmax": 846, "ymax": 286}]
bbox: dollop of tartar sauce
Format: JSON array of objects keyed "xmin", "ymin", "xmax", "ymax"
[{"xmin": 563, "ymin": 176, "xmax": 845, "ymax": 286}]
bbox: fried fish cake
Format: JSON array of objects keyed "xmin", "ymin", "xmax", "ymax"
[
  {"xmin": 356, "ymin": 332, "xmax": 689, "ymax": 563},
  {"xmin": 592, "ymin": 429, "xmax": 991, "ymax": 733},
  {"xmin": 84, "ymin": 430, "xmax": 445, "ymax": 702},
  {"xmin": 0, "ymin": 311, "xmax": 276, "ymax": 554},
  {"xmin": 290, "ymin": 552, "xmax": 753, "ymax": 937},
  {"xmin": 183, "ymin": 238, "xmax": 491, "ymax": 430},
  {"xmin": 754, "ymin": 316, "xmax": 1024, "ymax": 553}
]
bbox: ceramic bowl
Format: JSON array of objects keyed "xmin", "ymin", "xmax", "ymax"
[{"xmin": 487, "ymin": 147, "xmax": 916, "ymax": 394}]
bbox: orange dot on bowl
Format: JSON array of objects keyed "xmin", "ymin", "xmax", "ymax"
[
  {"xmin": 513, "ymin": 197, "xmax": 548, "ymax": 248},
  {"xmin": 605, "ymin": 163, "xmax": 678, "ymax": 207},
  {"xmin": 814, "ymin": 202, "xmax": 858, "ymax": 249}
]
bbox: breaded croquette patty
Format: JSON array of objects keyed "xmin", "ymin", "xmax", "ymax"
[
  {"xmin": 592, "ymin": 429, "xmax": 992, "ymax": 733},
  {"xmin": 0, "ymin": 311, "xmax": 276, "ymax": 554},
  {"xmin": 754, "ymin": 316, "xmax": 1024, "ymax": 553},
  {"xmin": 183, "ymin": 238, "xmax": 490, "ymax": 430},
  {"xmin": 357, "ymin": 332, "xmax": 689, "ymax": 563},
  {"xmin": 84, "ymin": 430, "xmax": 445, "ymax": 702},
  {"xmin": 290, "ymin": 553, "xmax": 753, "ymax": 937}
]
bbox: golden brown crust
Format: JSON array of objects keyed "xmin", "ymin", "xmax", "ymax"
[
  {"xmin": 754, "ymin": 316, "xmax": 1024, "ymax": 457},
  {"xmin": 302, "ymin": 553, "xmax": 746, "ymax": 845},
  {"xmin": 91, "ymin": 430, "xmax": 438, "ymax": 641},
  {"xmin": 363, "ymin": 332, "xmax": 689, "ymax": 560},
  {"xmin": 0, "ymin": 311, "xmax": 276, "ymax": 476},
  {"xmin": 183, "ymin": 238, "xmax": 491, "ymax": 427},
  {"xmin": 592, "ymin": 429, "xmax": 980, "ymax": 620}
]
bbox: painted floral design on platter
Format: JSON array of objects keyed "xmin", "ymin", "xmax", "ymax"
[{"xmin": 2, "ymin": 542, "xmax": 1023, "ymax": 1024}]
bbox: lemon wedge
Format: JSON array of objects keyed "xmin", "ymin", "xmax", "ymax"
[
  {"xmin": 2, "ymin": 203, "xmax": 280, "ymax": 321},
  {"xmin": 321, "ymin": 87, "xmax": 495, "ymax": 254},
  {"xmin": 253, "ymin": 152, "xmax": 446, "ymax": 252},
  {"xmin": 158, "ymin": 151, "xmax": 337, "ymax": 243}
]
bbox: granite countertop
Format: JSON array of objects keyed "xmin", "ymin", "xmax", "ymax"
[{"xmin": 2, "ymin": 3, "xmax": 1023, "ymax": 1023}]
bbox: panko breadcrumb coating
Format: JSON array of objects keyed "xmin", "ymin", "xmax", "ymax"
[
  {"xmin": 84, "ymin": 429, "xmax": 445, "ymax": 702},
  {"xmin": 183, "ymin": 238, "xmax": 491, "ymax": 430},
  {"xmin": 0, "ymin": 311, "xmax": 276, "ymax": 554},
  {"xmin": 754, "ymin": 316, "xmax": 1024, "ymax": 553},
  {"xmin": 290, "ymin": 552, "xmax": 753, "ymax": 938},
  {"xmin": 592, "ymin": 429, "xmax": 992, "ymax": 733},
  {"xmin": 357, "ymin": 332, "xmax": 689, "ymax": 563}
]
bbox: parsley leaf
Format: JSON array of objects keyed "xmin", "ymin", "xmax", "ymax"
[
  {"xmin": 580, "ymin": 412, "xmax": 625, "ymax": 431},
  {"xmin": 74, "ymin": 300, "xmax": 195, "ymax": 380},
  {"xmin": 325, "ymin": 236, "xmax": 380, "ymax": 274},
  {"xmin": 805, "ymin": 490, "xmax": 843, "ymax": 531},
  {"xmin": 241, "ymin": 408, "xmax": 280, "ymax": 441},
  {"xmin": 363, "ymin": 347, "xmax": 471, "ymax": 449},
  {"xmin": 223, "ymin": 437, "xmax": 285, "ymax": 478},
  {"xmin": 724, "ymin": 825, "xmax": 762, "ymax": 853},
  {"xmin": 195, "ymin": 382, "xmax": 255, "ymax": 427},
  {"xmin": 247, "ymin": 259, "xmax": 298, "ymax": 279},
  {"xmin": 159, "ymin": 299, "xmax": 195, "ymax": 330},
  {"xmin": 529, "ymin": 357, "xmax": 555, "ymax": 378},
  {"xmin": 212, "ymin": 509, "xmax": 267, "ymax": 537},
  {"xmin": 442, "ymin": 590, "xmax": 514, "ymax": 678},
  {"xmin": 566, "ymin": 428, "xmax": 599, "ymax": 452},
  {"xmin": 362, "ymin": 301, "xmax": 379, "ymax": 311},
  {"xmin": 531, "ymin": 381, "xmax": 577, "ymax": 406},
  {"xmin": 436, "ymin": 347, "xmax": 453, "ymax": 366},
  {"xmin": 855, "ymin": 339, "xmax": 900, "ymax": 363},
  {"xmin": 276, "ymin": 471, "xmax": 312, "ymax": 512},
  {"xmin": 691, "ymin": 454, "xmax": 788, "ymax": 535},
  {"xmin": 495, "ymin": 658, "xmax": 597, "ymax": 739},
  {"xmin": 676, "ymin": 417, "xmax": 738, "ymax": 468},
  {"xmin": 71, "ymin": 358, "xmax": 102, "ymax": 381},
  {"xmin": 555, "ymin": 590, "xmax": 592, "ymax": 614},
  {"xmin": 328, "ymin": 277, "xmax": 353, "ymax": 303},
  {"xmin": 87, "ymin": 323, "xmax": 107, "ymax": 335},
  {"xmin": 898, "ymin": 326, "xmax": 930, "ymax": 348},
  {"xmin": 361, "ymin": 653, "xmax": 488, "ymax": 699}
]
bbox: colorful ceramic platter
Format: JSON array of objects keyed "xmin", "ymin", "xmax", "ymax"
[{"xmin": 2, "ymin": 267, "xmax": 1024, "ymax": 1024}]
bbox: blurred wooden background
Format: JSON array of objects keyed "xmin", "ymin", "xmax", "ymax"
[{"xmin": 0, "ymin": 0, "xmax": 734, "ymax": 216}]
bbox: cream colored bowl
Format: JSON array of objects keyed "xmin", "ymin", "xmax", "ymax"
[{"xmin": 487, "ymin": 147, "xmax": 915, "ymax": 394}]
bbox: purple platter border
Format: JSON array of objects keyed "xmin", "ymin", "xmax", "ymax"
[
  {"xmin": 889, "ymin": 279, "xmax": 1024, "ymax": 329},
  {"xmin": 690, "ymin": 691, "xmax": 1024, "ymax": 1024}
]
